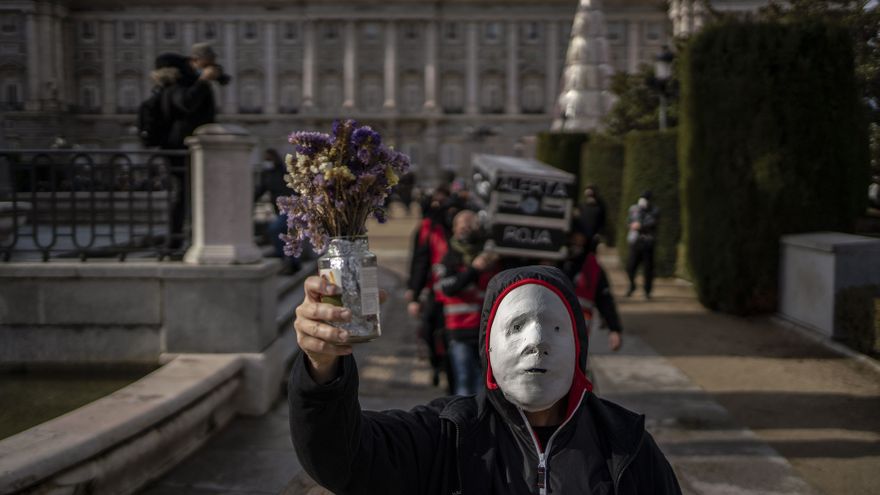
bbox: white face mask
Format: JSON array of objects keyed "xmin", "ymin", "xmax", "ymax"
[
  {"xmin": 489, "ymin": 284, "xmax": 575, "ymax": 412},
  {"xmin": 638, "ymin": 198, "xmax": 648, "ymax": 209}
]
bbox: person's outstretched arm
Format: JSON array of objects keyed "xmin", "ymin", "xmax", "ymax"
[{"xmin": 288, "ymin": 276, "xmax": 446, "ymax": 495}]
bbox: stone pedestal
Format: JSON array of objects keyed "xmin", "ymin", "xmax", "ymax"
[
  {"xmin": 184, "ymin": 124, "xmax": 262, "ymax": 265},
  {"xmin": 779, "ymin": 232, "xmax": 880, "ymax": 338}
]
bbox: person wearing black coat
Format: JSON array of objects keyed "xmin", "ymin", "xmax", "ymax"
[
  {"xmin": 289, "ymin": 265, "xmax": 681, "ymax": 495},
  {"xmin": 149, "ymin": 53, "xmax": 216, "ymax": 250}
]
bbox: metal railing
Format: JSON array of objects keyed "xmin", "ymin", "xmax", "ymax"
[{"xmin": 0, "ymin": 149, "xmax": 191, "ymax": 262}]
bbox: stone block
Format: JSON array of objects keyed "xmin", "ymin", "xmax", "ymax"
[
  {"xmin": 163, "ymin": 270, "xmax": 276, "ymax": 353},
  {"xmin": 0, "ymin": 281, "xmax": 42, "ymax": 324},
  {"xmin": 780, "ymin": 232, "xmax": 880, "ymax": 338},
  {"xmin": 42, "ymin": 279, "xmax": 161, "ymax": 325},
  {"xmin": 0, "ymin": 325, "xmax": 160, "ymax": 364}
]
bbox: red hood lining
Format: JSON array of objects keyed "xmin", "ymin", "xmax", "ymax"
[{"xmin": 483, "ymin": 278, "xmax": 593, "ymax": 419}]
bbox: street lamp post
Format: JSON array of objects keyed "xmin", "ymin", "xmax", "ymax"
[{"xmin": 654, "ymin": 46, "xmax": 675, "ymax": 131}]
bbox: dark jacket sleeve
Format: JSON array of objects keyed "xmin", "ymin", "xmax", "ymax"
[
  {"xmin": 634, "ymin": 433, "xmax": 682, "ymax": 495},
  {"xmin": 437, "ymin": 252, "xmax": 479, "ymax": 297},
  {"xmin": 408, "ymin": 229, "xmax": 431, "ymax": 295},
  {"xmin": 288, "ymin": 352, "xmax": 445, "ymax": 495},
  {"xmin": 594, "ymin": 269, "xmax": 622, "ymax": 333}
]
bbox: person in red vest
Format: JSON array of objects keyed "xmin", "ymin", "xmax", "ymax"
[
  {"xmin": 406, "ymin": 186, "xmax": 452, "ymax": 388},
  {"xmin": 573, "ymin": 252, "xmax": 623, "ymax": 352},
  {"xmin": 435, "ymin": 209, "xmax": 500, "ymax": 395}
]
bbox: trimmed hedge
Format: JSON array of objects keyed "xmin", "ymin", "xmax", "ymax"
[
  {"xmin": 535, "ymin": 132, "xmax": 590, "ymax": 199},
  {"xmin": 580, "ymin": 136, "xmax": 624, "ymax": 246},
  {"xmin": 835, "ymin": 285, "xmax": 880, "ymax": 357},
  {"xmin": 616, "ymin": 130, "xmax": 680, "ymax": 277},
  {"xmin": 680, "ymin": 21, "xmax": 870, "ymax": 314}
]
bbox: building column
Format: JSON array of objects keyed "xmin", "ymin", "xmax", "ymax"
[
  {"xmin": 223, "ymin": 21, "xmax": 237, "ymax": 114},
  {"xmin": 101, "ymin": 21, "xmax": 116, "ymax": 114},
  {"xmin": 423, "ymin": 20, "xmax": 438, "ymax": 112},
  {"xmin": 506, "ymin": 20, "xmax": 519, "ymax": 115},
  {"xmin": 302, "ymin": 21, "xmax": 315, "ymax": 111},
  {"xmin": 465, "ymin": 21, "xmax": 478, "ymax": 115},
  {"xmin": 545, "ymin": 21, "xmax": 559, "ymax": 114},
  {"xmin": 143, "ymin": 22, "xmax": 156, "ymax": 96},
  {"xmin": 182, "ymin": 21, "xmax": 195, "ymax": 54},
  {"xmin": 52, "ymin": 6, "xmax": 65, "ymax": 106},
  {"xmin": 264, "ymin": 21, "xmax": 278, "ymax": 114},
  {"xmin": 343, "ymin": 20, "xmax": 356, "ymax": 109},
  {"xmin": 24, "ymin": 13, "xmax": 40, "ymax": 110},
  {"xmin": 38, "ymin": 7, "xmax": 54, "ymax": 103},
  {"xmin": 627, "ymin": 21, "xmax": 639, "ymax": 73},
  {"xmin": 383, "ymin": 21, "xmax": 397, "ymax": 111}
]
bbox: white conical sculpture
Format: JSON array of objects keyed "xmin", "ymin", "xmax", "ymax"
[{"xmin": 552, "ymin": 0, "xmax": 617, "ymax": 131}]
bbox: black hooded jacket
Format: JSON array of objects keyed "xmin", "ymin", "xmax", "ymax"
[{"xmin": 289, "ymin": 266, "xmax": 681, "ymax": 495}]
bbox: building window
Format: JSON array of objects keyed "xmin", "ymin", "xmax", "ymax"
[
  {"xmin": 481, "ymin": 78, "xmax": 503, "ymax": 113},
  {"xmin": 323, "ymin": 24, "xmax": 339, "ymax": 41},
  {"xmin": 402, "ymin": 75, "xmax": 422, "ymax": 112},
  {"xmin": 484, "ymin": 22, "xmax": 501, "ymax": 43},
  {"xmin": 403, "ymin": 22, "xmax": 419, "ymax": 41},
  {"xmin": 441, "ymin": 78, "xmax": 463, "ymax": 113},
  {"xmin": 81, "ymin": 85, "xmax": 99, "ymax": 112},
  {"xmin": 280, "ymin": 82, "xmax": 301, "ymax": 113},
  {"xmin": 645, "ymin": 22, "xmax": 663, "ymax": 43},
  {"xmin": 243, "ymin": 22, "xmax": 257, "ymax": 41},
  {"xmin": 81, "ymin": 21, "xmax": 96, "ymax": 41},
  {"xmin": 3, "ymin": 83, "xmax": 21, "ymax": 109},
  {"xmin": 240, "ymin": 80, "xmax": 262, "ymax": 113},
  {"xmin": 203, "ymin": 22, "xmax": 217, "ymax": 40},
  {"xmin": 362, "ymin": 22, "xmax": 380, "ymax": 42},
  {"xmin": 443, "ymin": 22, "xmax": 459, "ymax": 42},
  {"xmin": 162, "ymin": 22, "xmax": 177, "ymax": 41},
  {"xmin": 320, "ymin": 75, "xmax": 342, "ymax": 109},
  {"xmin": 283, "ymin": 22, "xmax": 298, "ymax": 41},
  {"xmin": 361, "ymin": 80, "xmax": 382, "ymax": 110},
  {"xmin": 523, "ymin": 22, "xmax": 541, "ymax": 42},
  {"xmin": 521, "ymin": 81, "xmax": 543, "ymax": 114},
  {"xmin": 121, "ymin": 21, "xmax": 136, "ymax": 41},
  {"xmin": 1, "ymin": 16, "xmax": 19, "ymax": 35},
  {"xmin": 118, "ymin": 84, "xmax": 138, "ymax": 113},
  {"xmin": 440, "ymin": 143, "xmax": 462, "ymax": 170},
  {"xmin": 401, "ymin": 143, "xmax": 421, "ymax": 170},
  {"xmin": 606, "ymin": 22, "xmax": 625, "ymax": 44}
]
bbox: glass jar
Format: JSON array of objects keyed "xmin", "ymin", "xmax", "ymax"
[{"xmin": 317, "ymin": 236, "xmax": 381, "ymax": 342}]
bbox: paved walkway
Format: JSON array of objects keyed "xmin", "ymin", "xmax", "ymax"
[{"xmin": 140, "ymin": 210, "xmax": 880, "ymax": 495}]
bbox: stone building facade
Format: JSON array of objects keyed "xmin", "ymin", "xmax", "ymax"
[{"xmin": 0, "ymin": 0, "xmax": 677, "ymax": 183}]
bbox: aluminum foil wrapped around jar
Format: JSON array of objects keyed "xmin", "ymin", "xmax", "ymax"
[{"xmin": 317, "ymin": 236, "xmax": 381, "ymax": 342}]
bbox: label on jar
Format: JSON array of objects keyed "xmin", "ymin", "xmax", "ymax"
[
  {"xmin": 359, "ymin": 266, "xmax": 379, "ymax": 316},
  {"xmin": 319, "ymin": 267, "xmax": 344, "ymax": 307}
]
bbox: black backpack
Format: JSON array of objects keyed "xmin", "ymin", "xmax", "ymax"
[{"xmin": 138, "ymin": 86, "xmax": 172, "ymax": 147}]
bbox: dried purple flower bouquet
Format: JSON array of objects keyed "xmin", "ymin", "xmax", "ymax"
[
  {"xmin": 277, "ymin": 119, "xmax": 411, "ymax": 256},
  {"xmin": 277, "ymin": 119, "xmax": 410, "ymax": 342}
]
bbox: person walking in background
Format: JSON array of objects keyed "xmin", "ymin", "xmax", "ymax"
[
  {"xmin": 142, "ymin": 52, "xmax": 216, "ymax": 251},
  {"xmin": 435, "ymin": 209, "xmax": 499, "ymax": 396},
  {"xmin": 406, "ymin": 186, "xmax": 452, "ymax": 389},
  {"xmin": 625, "ymin": 190, "xmax": 660, "ymax": 298},
  {"xmin": 255, "ymin": 148, "xmax": 301, "ymax": 275},
  {"xmin": 565, "ymin": 185, "xmax": 608, "ymax": 278},
  {"xmin": 574, "ymin": 251, "xmax": 623, "ymax": 352},
  {"xmin": 574, "ymin": 185, "xmax": 607, "ymax": 252}
]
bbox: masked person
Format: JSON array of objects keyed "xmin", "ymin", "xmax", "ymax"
[
  {"xmin": 289, "ymin": 266, "xmax": 681, "ymax": 495},
  {"xmin": 625, "ymin": 190, "xmax": 660, "ymax": 298}
]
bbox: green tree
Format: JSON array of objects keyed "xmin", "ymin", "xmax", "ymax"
[
  {"xmin": 758, "ymin": 0, "xmax": 880, "ymax": 174},
  {"xmin": 603, "ymin": 65, "xmax": 681, "ymax": 137}
]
